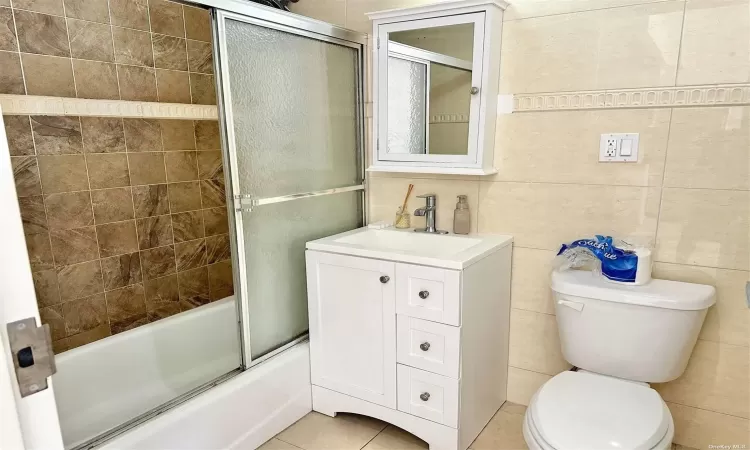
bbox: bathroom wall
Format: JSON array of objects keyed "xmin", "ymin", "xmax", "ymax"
[
  {"xmin": 292, "ymin": 0, "xmax": 750, "ymax": 447},
  {"xmin": 1, "ymin": 0, "xmax": 234, "ymax": 353}
]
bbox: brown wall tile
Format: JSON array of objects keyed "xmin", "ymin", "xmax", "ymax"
[
  {"xmin": 12, "ymin": 0, "xmax": 63, "ymax": 15},
  {"xmin": 37, "ymin": 154, "xmax": 88, "ymax": 193},
  {"xmin": 194, "ymin": 120, "xmax": 219, "ymax": 150},
  {"xmin": 175, "ymin": 238, "xmax": 205, "ymax": 271},
  {"xmin": 49, "ymin": 226, "xmax": 98, "ymax": 266},
  {"xmin": 81, "ymin": 117, "xmax": 126, "ymax": 153},
  {"xmin": 183, "ymin": 6, "xmax": 210, "ymax": 42},
  {"xmin": 161, "ymin": 120, "xmax": 195, "ymax": 150},
  {"xmin": 124, "ymin": 118, "xmax": 161, "ymax": 152},
  {"xmin": 31, "ymin": 116, "xmax": 82, "ymax": 155},
  {"xmin": 22, "ymin": 54, "xmax": 75, "ymax": 97},
  {"xmin": 101, "ymin": 252, "xmax": 141, "ymax": 290},
  {"xmin": 200, "ymin": 178, "xmax": 225, "ymax": 208},
  {"xmin": 140, "ymin": 244, "xmax": 175, "ymax": 279},
  {"xmin": 96, "ymin": 220, "xmax": 138, "ymax": 257},
  {"xmin": 40, "ymin": 305, "xmax": 66, "ymax": 340},
  {"xmin": 0, "ymin": 7, "xmax": 17, "ymax": 51},
  {"xmin": 187, "ymin": 39, "xmax": 212, "ymax": 74},
  {"xmin": 105, "ymin": 282, "xmax": 145, "ymax": 321},
  {"xmin": 91, "ymin": 187, "xmax": 134, "ymax": 224},
  {"xmin": 73, "ymin": 60, "xmax": 120, "ymax": 100},
  {"xmin": 117, "ymin": 65, "xmax": 157, "ymax": 101},
  {"xmin": 128, "ymin": 152, "xmax": 166, "ymax": 185},
  {"xmin": 208, "ymin": 260, "xmax": 233, "ymax": 301},
  {"xmin": 86, "ymin": 153, "xmax": 130, "ymax": 188},
  {"xmin": 168, "ymin": 181, "xmax": 201, "ymax": 212},
  {"xmin": 147, "ymin": 301, "xmax": 180, "ymax": 321},
  {"xmin": 19, "ymin": 195, "xmax": 48, "ymax": 234},
  {"xmin": 33, "ymin": 269, "xmax": 60, "ymax": 307},
  {"xmin": 64, "ymin": 0, "xmax": 109, "ymax": 23},
  {"xmin": 25, "ymin": 232, "xmax": 54, "ymax": 270},
  {"xmin": 63, "ymin": 293, "xmax": 107, "ymax": 334},
  {"xmin": 109, "ymin": 0, "xmax": 149, "ymax": 31},
  {"xmin": 14, "ymin": 10, "xmax": 69, "ymax": 56},
  {"xmin": 165, "ymin": 151, "xmax": 197, "ymax": 182},
  {"xmin": 111, "ymin": 314, "xmax": 147, "ymax": 333},
  {"xmin": 136, "ymin": 214, "xmax": 173, "ymax": 249},
  {"xmin": 172, "ymin": 211, "xmax": 203, "ymax": 242},
  {"xmin": 45, "ymin": 191, "xmax": 93, "ymax": 229},
  {"xmin": 149, "ymin": 0, "xmax": 184, "ymax": 37},
  {"xmin": 113, "ymin": 26, "xmax": 153, "ymax": 66},
  {"xmin": 0, "ymin": 51, "xmax": 25, "ymax": 94},
  {"xmin": 189, "ymin": 73, "xmax": 216, "ymax": 105},
  {"xmin": 11, "ymin": 156, "xmax": 42, "ymax": 196},
  {"xmin": 66, "ymin": 323, "xmax": 110, "ymax": 348},
  {"xmin": 68, "ymin": 19, "xmax": 114, "ymax": 62},
  {"xmin": 144, "ymin": 273, "xmax": 178, "ymax": 308},
  {"xmin": 156, "ymin": 69, "xmax": 191, "ymax": 103},
  {"xmin": 202, "ymin": 207, "xmax": 227, "ymax": 236},
  {"xmin": 57, "ymin": 260, "xmax": 103, "ymax": 300},
  {"xmin": 153, "ymin": 34, "xmax": 187, "ymax": 70},
  {"xmin": 4, "ymin": 115, "xmax": 34, "ymax": 156},
  {"xmin": 0, "ymin": 0, "xmax": 8, "ymax": 7},
  {"xmin": 178, "ymin": 265, "xmax": 208, "ymax": 308},
  {"xmin": 206, "ymin": 233, "xmax": 230, "ymax": 264},
  {"xmin": 197, "ymin": 151, "xmax": 222, "ymax": 179},
  {"xmin": 132, "ymin": 184, "xmax": 169, "ymax": 217}
]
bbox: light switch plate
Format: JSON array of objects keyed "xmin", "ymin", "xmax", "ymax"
[{"xmin": 600, "ymin": 133, "xmax": 639, "ymax": 162}]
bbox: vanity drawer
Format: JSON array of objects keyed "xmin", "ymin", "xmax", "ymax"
[
  {"xmin": 396, "ymin": 263, "xmax": 460, "ymax": 326},
  {"xmin": 397, "ymin": 316, "xmax": 460, "ymax": 379},
  {"xmin": 397, "ymin": 365, "xmax": 459, "ymax": 428}
]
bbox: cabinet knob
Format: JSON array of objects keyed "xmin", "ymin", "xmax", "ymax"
[
  {"xmin": 379, "ymin": 275, "xmax": 390, "ymax": 284},
  {"xmin": 418, "ymin": 290, "xmax": 429, "ymax": 299},
  {"xmin": 420, "ymin": 392, "xmax": 430, "ymax": 402},
  {"xmin": 470, "ymin": 86, "xmax": 480, "ymax": 95},
  {"xmin": 419, "ymin": 342, "xmax": 430, "ymax": 351}
]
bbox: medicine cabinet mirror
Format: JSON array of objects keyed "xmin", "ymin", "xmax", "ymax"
[{"xmin": 368, "ymin": 0, "xmax": 508, "ymax": 176}]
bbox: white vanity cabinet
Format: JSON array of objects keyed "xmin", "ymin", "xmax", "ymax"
[{"xmin": 306, "ymin": 228, "xmax": 512, "ymax": 450}]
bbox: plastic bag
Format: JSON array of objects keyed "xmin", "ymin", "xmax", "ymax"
[{"xmin": 553, "ymin": 235, "xmax": 652, "ymax": 284}]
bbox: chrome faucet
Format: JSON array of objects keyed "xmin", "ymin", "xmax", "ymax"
[{"xmin": 413, "ymin": 194, "xmax": 447, "ymax": 234}]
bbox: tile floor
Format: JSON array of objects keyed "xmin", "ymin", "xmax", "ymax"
[{"xmin": 259, "ymin": 401, "xmax": 699, "ymax": 450}]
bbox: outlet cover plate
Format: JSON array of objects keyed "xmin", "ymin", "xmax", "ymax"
[{"xmin": 600, "ymin": 133, "xmax": 639, "ymax": 162}]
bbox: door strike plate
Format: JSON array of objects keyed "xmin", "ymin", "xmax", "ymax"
[{"xmin": 6, "ymin": 318, "xmax": 57, "ymax": 397}]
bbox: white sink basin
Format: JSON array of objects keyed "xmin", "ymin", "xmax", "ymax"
[{"xmin": 307, "ymin": 227, "xmax": 513, "ymax": 270}]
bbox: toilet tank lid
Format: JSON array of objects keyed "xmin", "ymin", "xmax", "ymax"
[{"xmin": 551, "ymin": 270, "xmax": 716, "ymax": 310}]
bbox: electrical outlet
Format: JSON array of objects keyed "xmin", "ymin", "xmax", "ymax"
[
  {"xmin": 605, "ymin": 138, "xmax": 618, "ymax": 157},
  {"xmin": 600, "ymin": 133, "xmax": 639, "ymax": 162}
]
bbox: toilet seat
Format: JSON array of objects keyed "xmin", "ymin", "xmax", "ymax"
[{"xmin": 524, "ymin": 371, "xmax": 673, "ymax": 450}]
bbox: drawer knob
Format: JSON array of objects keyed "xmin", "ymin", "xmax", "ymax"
[
  {"xmin": 379, "ymin": 275, "xmax": 390, "ymax": 284},
  {"xmin": 419, "ymin": 342, "xmax": 430, "ymax": 351},
  {"xmin": 418, "ymin": 290, "xmax": 429, "ymax": 299},
  {"xmin": 420, "ymin": 392, "xmax": 430, "ymax": 402}
]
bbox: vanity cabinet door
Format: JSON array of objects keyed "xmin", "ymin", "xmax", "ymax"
[{"xmin": 306, "ymin": 251, "xmax": 397, "ymax": 408}]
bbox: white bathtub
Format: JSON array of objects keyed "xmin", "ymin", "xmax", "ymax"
[{"xmin": 53, "ymin": 297, "xmax": 242, "ymax": 448}]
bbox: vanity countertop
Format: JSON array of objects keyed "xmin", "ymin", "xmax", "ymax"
[{"xmin": 306, "ymin": 227, "xmax": 513, "ymax": 270}]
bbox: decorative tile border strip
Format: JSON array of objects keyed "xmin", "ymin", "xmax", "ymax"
[
  {"xmin": 512, "ymin": 83, "xmax": 750, "ymax": 112},
  {"xmin": 0, "ymin": 95, "xmax": 218, "ymax": 120},
  {"xmin": 430, "ymin": 113, "xmax": 470, "ymax": 123}
]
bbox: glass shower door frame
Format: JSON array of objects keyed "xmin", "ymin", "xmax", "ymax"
[{"xmin": 213, "ymin": 8, "xmax": 367, "ymax": 368}]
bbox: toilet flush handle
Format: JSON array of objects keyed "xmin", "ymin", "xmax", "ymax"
[{"xmin": 558, "ymin": 299, "xmax": 585, "ymax": 312}]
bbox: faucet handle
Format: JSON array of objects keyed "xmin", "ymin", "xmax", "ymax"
[{"xmin": 417, "ymin": 194, "xmax": 436, "ymax": 199}]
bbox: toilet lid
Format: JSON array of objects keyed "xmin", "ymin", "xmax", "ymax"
[{"xmin": 531, "ymin": 371, "xmax": 669, "ymax": 450}]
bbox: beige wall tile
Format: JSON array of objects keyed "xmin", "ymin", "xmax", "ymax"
[
  {"xmin": 149, "ymin": 0, "xmax": 184, "ymax": 38},
  {"xmin": 189, "ymin": 73, "xmax": 215, "ymax": 105},
  {"xmin": 667, "ymin": 401, "xmax": 750, "ymax": 449},
  {"xmin": 4, "ymin": 115, "xmax": 34, "ymax": 156},
  {"xmin": 109, "ymin": 0, "xmax": 149, "ymax": 31},
  {"xmin": 37, "ymin": 154, "xmax": 88, "ymax": 193},
  {"xmin": 677, "ymin": 0, "xmax": 750, "ymax": 85},
  {"xmin": 124, "ymin": 118, "xmax": 162, "ymax": 152},
  {"xmin": 81, "ymin": 117, "xmax": 125, "ymax": 153},
  {"xmin": 12, "ymin": 156, "xmax": 42, "ymax": 197},
  {"xmin": 31, "ymin": 115, "xmax": 82, "ymax": 155},
  {"xmin": 656, "ymin": 188, "xmax": 750, "ymax": 271},
  {"xmin": 68, "ymin": 19, "xmax": 114, "ymax": 62},
  {"xmin": 506, "ymin": 366, "xmax": 552, "ymax": 406},
  {"xmin": 156, "ymin": 69, "xmax": 191, "ymax": 104},
  {"xmin": 478, "ymin": 182, "xmax": 660, "ymax": 250},
  {"xmin": 0, "ymin": 8, "xmax": 17, "ymax": 51},
  {"xmin": 86, "ymin": 153, "xmax": 130, "ymax": 189},
  {"xmin": 64, "ymin": 0, "xmax": 109, "ymax": 23},
  {"xmin": 186, "ymin": 39, "xmax": 212, "ymax": 74},
  {"xmin": 499, "ymin": 2, "xmax": 683, "ymax": 93},
  {"xmin": 494, "ymin": 109, "xmax": 670, "ymax": 186},
  {"xmin": 153, "ymin": 34, "xmax": 188, "ymax": 71},
  {"xmin": 183, "ymin": 5, "xmax": 211, "ymax": 42},
  {"xmin": 664, "ymin": 107, "xmax": 749, "ymax": 191},
  {"xmin": 22, "ymin": 54, "xmax": 75, "ymax": 97},
  {"xmin": 13, "ymin": 0, "xmax": 63, "ymax": 15},
  {"xmin": 45, "ymin": 191, "xmax": 93, "ymax": 229},
  {"xmin": 91, "ymin": 187, "xmax": 134, "ymax": 224},
  {"xmin": 73, "ymin": 60, "xmax": 120, "ymax": 100},
  {"xmin": 117, "ymin": 65, "xmax": 157, "ymax": 102},
  {"xmin": 509, "ymin": 308, "xmax": 571, "ymax": 375},
  {"xmin": 14, "ymin": 10, "xmax": 69, "ymax": 57},
  {"xmin": 511, "ymin": 247, "xmax": 557, "ymax": 315},
  {"xmin": 503, "ymin": 0, "xmax": 677, "ymax": 21},
  {"xmin": 289, "ymin": 0, "xmax": 346, "ymax": 28},
  {"xmin": 113, "ymin": 26, "xmax": 153, "ymax": 67},
  {"xmin": 0, "ymin": 51, "xmax": 25, "ymax": 94},
  {"xmin": 368, "ymin": 176, "xmax": 479, "ymax": 233},
  {"xmin": 653, "ymin": 263, "xmax": 749, "ymax": 348},
  {"xmin": 655, "ymin": 340, "xmax": 749, "ymax": 418}
]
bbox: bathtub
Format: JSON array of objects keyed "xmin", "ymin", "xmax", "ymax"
[{"xmin": 53, "ymin": 297, "xmax": 242, "ymax": 448}]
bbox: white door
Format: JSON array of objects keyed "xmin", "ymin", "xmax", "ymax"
[
  {"xmin": 306, "ymin": 251, "xmax": 397, "ymax": 408},
  {"xmin": 0, "ymin": 111, "xmax": 64, "ymax": 450}
]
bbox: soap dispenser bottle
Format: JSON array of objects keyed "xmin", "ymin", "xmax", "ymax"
[{"xmin": 453, "ymin": 195, "xmax": 470, "ymax": 235}]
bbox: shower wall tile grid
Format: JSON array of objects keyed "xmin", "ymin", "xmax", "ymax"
[
  {"xmin": 0, "ymin": 0, "xmax": 216, "ymax": 105},
  {"xmin": 4, "ymin": 114, "xmax": 234, "ymax": 352}
]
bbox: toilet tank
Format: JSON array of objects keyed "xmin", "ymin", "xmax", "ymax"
[{"xmin": 551, "ymin": 270, "xmax": 715, "ymax": 383}]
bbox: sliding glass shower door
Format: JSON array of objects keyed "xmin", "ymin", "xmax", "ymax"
[{"xmin": 214, "ymin": 10, "xmax": 365, "ymax": 363}]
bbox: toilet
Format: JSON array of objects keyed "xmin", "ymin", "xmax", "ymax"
[{"xmin": 523, "ymin": 270, "xmax": 716, "ymax": 450}]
